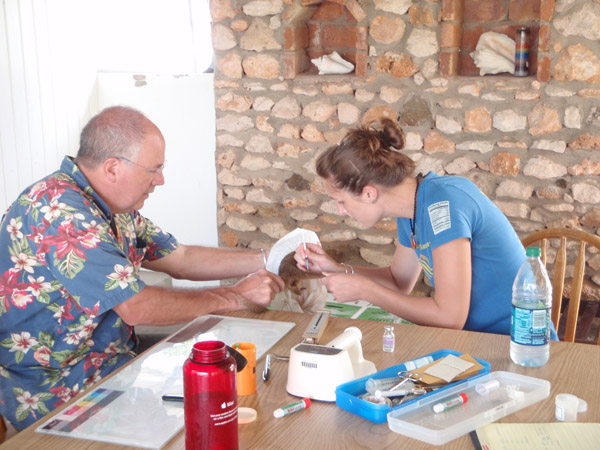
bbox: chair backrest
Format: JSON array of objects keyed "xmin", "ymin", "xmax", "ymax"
[
  {"xmin": 521, "ymin": 228, "xmax": 600, "ymax": 344},
  {"xmin": 0, "ymin": 415, "xmax": 6, "ymax": 443}
]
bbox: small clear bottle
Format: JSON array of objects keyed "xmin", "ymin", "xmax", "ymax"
[{"xmin": 382, "ymin": 326, "xmax": 395, "ymax": 352}]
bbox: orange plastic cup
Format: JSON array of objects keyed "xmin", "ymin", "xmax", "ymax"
[{"xmin": 234, "ymin": 342, "xmax": 256, "ymax": 396}]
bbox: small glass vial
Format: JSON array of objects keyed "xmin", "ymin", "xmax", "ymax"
[
  {"xmin": 382, "ymin": 326, "xmax": 395, "ymax": 352},
  {"xmin": 514, "ymin": 27, "xmax": 530, "ymax": 77}
]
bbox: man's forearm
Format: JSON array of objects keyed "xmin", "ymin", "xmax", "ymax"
[
  {"xmin": 113, "ymin": 285, "xmax": 244, "ymax": 326},
  {"xmin": 144, "ymin": 245, "xmax": 267, "ymax": 281}
]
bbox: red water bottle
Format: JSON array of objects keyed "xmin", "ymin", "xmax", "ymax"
[{"xmin": 183, "ymin": 341, "xmax": 238, "ymax": 450}]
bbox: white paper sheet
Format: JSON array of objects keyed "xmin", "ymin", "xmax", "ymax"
[{"xmin": 266, "ymin": 228, "xmax": 320, "ymax": 274}]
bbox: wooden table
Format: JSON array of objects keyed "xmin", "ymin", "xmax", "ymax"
[{"xmin": 2, "ymin": 310, "xmax": 599, "ymax": 449}]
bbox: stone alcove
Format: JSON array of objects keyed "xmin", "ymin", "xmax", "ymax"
[
  {"xmin": 282, "ymin": 0, "xmax": 555, "ymax": 81},
  {"xmin": 440, "ymin": 0, "xmax": 554, "ymax": 80},
  {"xmin": 282, "ymin": 0, "xmax": 368, "ymax": 79}
]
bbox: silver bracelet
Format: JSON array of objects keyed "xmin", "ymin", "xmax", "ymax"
[
  {"xmin": 341, "ymin": 263, "xmax": 354, "ymax": 274},
  {"xmin": 260, "ymin": 248, "xmax": 267, "ymax": 268}
]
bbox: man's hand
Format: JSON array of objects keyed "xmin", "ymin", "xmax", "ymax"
[{"xmin": 231, "ymin": 269, "xmax": 285, "ymax": 311}]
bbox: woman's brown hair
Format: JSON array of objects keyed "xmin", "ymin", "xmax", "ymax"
[{"xmin": 315, "ymin": 118, "xmax": 416, "ymax": 195}]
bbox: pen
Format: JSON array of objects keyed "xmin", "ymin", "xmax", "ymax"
[
  {"xmin": 162, "ymin": 394, "xmax": 184, "ymax": 402},
  {"xmin": 433, "ymin": 393, "xmax": 468, "ymax": 413},
  {"xmin": 262, "ymin": 353, "xmax": 271, "ymax": 382},
  {"xmin": 273, "ymin": 398, "xmax": 311, "ymax": 418},
  {"xmin": 302, "ymin": 230, "xmax": 310, "ymax": 271}
]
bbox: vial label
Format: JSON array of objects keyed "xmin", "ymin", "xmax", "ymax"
[
  {"xmin": 382, "ymin": 326, "xmax": 395, "ymax": 352},
  {"xmin": 511, "ymin": 306, "xmax": 550, "ymax": 346},
  {"xmin": 382, "ymin": 337, "xmax": 394, "ymax": 352}
]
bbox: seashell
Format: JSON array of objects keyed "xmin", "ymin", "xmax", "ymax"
[
  {"xmin": 311, "ymin": 51, "xmax": 354, "ymax": 75},
  {"xmin": 470, "ymin": 31, "xmax": 516, "ymax": 76}
]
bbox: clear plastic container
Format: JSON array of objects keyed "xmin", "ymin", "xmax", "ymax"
[{"xmin": 386, "ymin": 371, "xmax": 550, "ymax": 445}]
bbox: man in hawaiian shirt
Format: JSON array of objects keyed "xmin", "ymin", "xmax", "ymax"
[{"xmin": 0, "ymin": 106, "xmax": 285, "ymax": 430}]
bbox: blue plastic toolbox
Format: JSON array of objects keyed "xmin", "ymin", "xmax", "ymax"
[{"xmin": 335, "ymin": 349, "xmax": 490, "ymax": 424}]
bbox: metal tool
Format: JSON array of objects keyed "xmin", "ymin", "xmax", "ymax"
[
  {"xmin": 302, "ymin": 229, "xmax": 310, "ymax": 271},
  {"xmin": 302, "ymin": 310, "xmax": 329, "ymax": 344}
]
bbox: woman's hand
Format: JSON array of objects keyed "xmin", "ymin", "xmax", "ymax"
[
  {"xmin": 319, "ymin": 272, "xmax": 369, "ymax": 303},
  {"xmin": 294, "ymin": 242, "xmax": 341, "ymax": 273}
]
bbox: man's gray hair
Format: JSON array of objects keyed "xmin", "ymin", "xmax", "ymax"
[{"xmin": 76, "ymin": 105, "xmax": 152, "ymax": 168}]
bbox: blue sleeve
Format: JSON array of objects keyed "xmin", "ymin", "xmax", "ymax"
[{"xmin": 420, "ymin": 187, "xmax": 476, "ymax": 251}]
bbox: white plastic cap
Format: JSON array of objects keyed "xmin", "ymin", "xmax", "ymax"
[{"xmin": 433, "ymin": 403, "xmax": 444, "ymax": 413}]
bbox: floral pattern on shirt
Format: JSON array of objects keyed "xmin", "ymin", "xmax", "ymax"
[{"xmin": 0, "ymin": 156, "xmax": 178, "ymax": 428}]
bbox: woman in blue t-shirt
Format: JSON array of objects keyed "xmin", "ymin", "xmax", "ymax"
[{"xmin": 296, "ymin": 118, "xmax": 556, "ymax": 337}]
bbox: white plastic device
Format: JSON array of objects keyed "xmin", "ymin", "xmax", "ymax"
[{"xmin": 286, "ymin": 326, "xmax": 376, "ymax": 401}]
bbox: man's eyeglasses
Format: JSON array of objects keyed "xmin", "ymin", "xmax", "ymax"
[{"xmin": 115, "ymin": 156, "xmax": 166, "ymax": 175}]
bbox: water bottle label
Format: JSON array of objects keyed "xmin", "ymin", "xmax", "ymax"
[{"xmin": 511, "ymin": 306, "xmax": 550, "ymax": 346}]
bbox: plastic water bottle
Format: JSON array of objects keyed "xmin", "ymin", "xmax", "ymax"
[
  {"xmin": 510, "ymin": 246, "xmax": 552, "ymax": 367},
  {"xmin": 183, "ymin": 340, "xmax": 238, "ymax": 450}
]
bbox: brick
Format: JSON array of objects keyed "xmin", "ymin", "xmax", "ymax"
[
  {"xmin": 509, "ymin": 0, "xmax": 541, "ymax": 21},
  {"xmin": 537, "ymin": 56, "xmax": 551, "ymax": 82},
  {"xmin": 441, "ymin": 0, "xmax": 463, "ymax": 21},
  {"xmin": 311, "ymin": 2, "xmax": 345, "ymax": 21},
  {"xmin": 461, "ymin": 26, "xmax": 484, "ymax": 52},
  {"xmin": 459, "ymin": 52, "xmax": 478, "ymax": 77},
  {"xmin": 284, "ymin": 51, "xmax": 309, "ymax": 79},
  {"xmin": 440, "ymin": 51, "xmax": 460, "ymax": 76},
  {"xmin": 284, "ymin": 25, "xmax": 309, "ymax": 51},
  {"xmin": 345, "ymin": 0, "xmax": 365, "ymax": 22},
  {"xmin": 538, "ymin": 25, "xmax": 551, "ymax": 52},
  {"xmin": 441, "ymin": 22, "xmax": 461, "ymax": 49},
  {"xmin": 464, "ymin": 0, "xmax": 507, "ymax": 23},
  {"xmin": 306, "ymin": 48, "xmax": 326, "ymax": 62},
  {"xmin": 356, "ymin": 26, "xmax": 368, "ymax": 50},
  {"xmin": 322, "ymin": 25, "xmax": 360, "ymax": 48},
  {"xmin": 308, "ymin": 23, "xmax": 320, "ymax": 47},
  {"xmin": 354, "ymin": 52, "xmax": 368, "ymax": 77},
  {"xmin": 540, "ymin": 0, "xmax": 555, "ymax": 22}
]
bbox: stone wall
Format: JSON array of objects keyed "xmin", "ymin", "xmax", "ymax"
[{"xmin": 210, "ymin": 0, "xmax": 600, "ymax": 295}]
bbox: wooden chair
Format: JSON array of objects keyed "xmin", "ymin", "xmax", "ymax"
[
  {"xmin": 521, "ymin": 228, "xmax": 600, "ymax": 344},
  {"xmin": 0, "ymin": 415, "xmax": 6, "ymax": 443}
]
